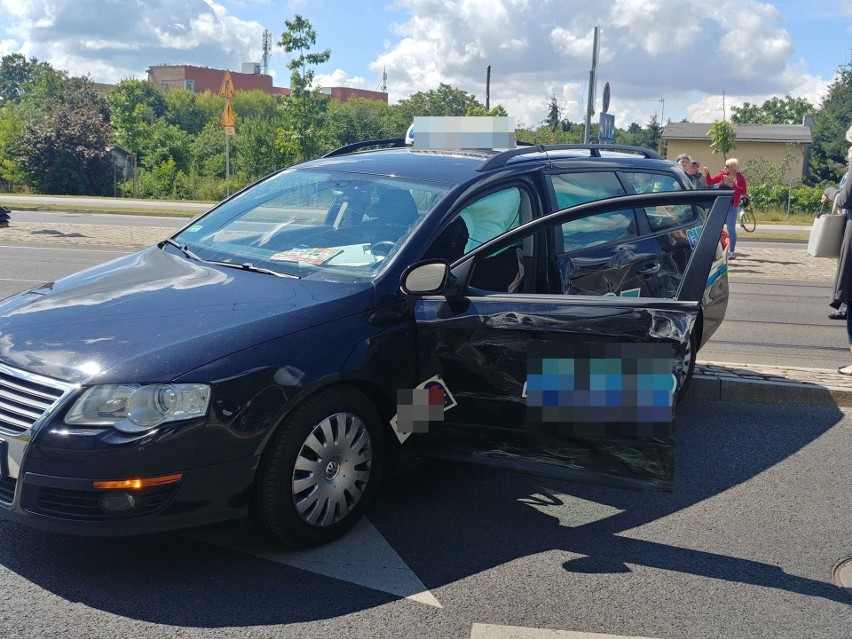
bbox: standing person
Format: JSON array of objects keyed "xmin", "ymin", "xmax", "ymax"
[
  {"xmin": 826, "ymin": 175, "xmax": 849, "ymax": 320},
  {"xmin": 687, "ymin": 160, "xmax": 709, "ymax": 187},
  {"xmin": 830, "ymin": 125, "xmax": 852, "ymax": 373},
  {"xmin": 704, "ymin": 158, "xmax": 747, "ymax": 259}
]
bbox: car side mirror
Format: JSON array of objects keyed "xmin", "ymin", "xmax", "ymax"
[{"xmin": 400, "ymin": 260, "xmax": 449, "ymax": 295}]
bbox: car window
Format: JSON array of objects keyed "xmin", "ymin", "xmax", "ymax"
[
  {"xmin": 549, "ymin": 171, "xmax": 626, "ymax": 209},
  {"xmin": 560, "ymin": 209, "xmax": 638, "ymax": 254},
  {"xmin": 458, "ymin": 187, "xmax": 524, "ymax": 253},
  {"xmin": 173, "ymin": 169, "xmax": 449, "ymax": 282},
  {"xmin": 621, "ymin": 171, "xmax": 695, "ymax": 232}
]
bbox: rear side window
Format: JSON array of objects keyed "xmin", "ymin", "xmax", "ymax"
[
  {"xmin": 621, "ymin": 171, "xmax": 695, "ymax": 232},
  {"xmin": 560, "ymin": 210, "xmax": 638, "ymax": 254},
  {"xmin": 549, "ymin": 171, "xmax": 635, "ymax": 253},
  {"xmin": 549, "ymin": 171, "xmax": 626, "ymax": 209}
]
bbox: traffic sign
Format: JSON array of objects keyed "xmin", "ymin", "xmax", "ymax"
[
  {"xmin": 218, "ymin": 71, "xmax": 235, "ymax": 99},
  {"xmin": 221, "ymin": 100, "xmax": 236, "ymax": 128},
  {"xmin": 602, "ymin": 82, "xmax": 611, "ymax": 114},
  {"xmin": 599, "ymin": 113, "xmax": 615, "ymax": 143}
]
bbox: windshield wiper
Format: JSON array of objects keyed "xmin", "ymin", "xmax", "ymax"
[
  {"xmin": 161, "ymin": 238, "xmax": 204, "ymax": 261},
  {"xmin": 161, "ymin": 238, "xmax": 300, "ymax": 279},
  {"xmin": 206, "ymin": 259, "xmax": 301, "ymax": 279}
]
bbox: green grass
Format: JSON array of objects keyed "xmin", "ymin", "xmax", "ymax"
[{"xmin": 750, "ymin": 207, "xmax": 816, "ymax": 225}]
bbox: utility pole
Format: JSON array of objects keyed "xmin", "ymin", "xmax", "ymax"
[
  {"xmin": 486, "ymin": 65, "xmax": 491, "ymax": 111},
  {"xmin": 584, "ymin": 26, "xmax": 600, "ymax": 144}
]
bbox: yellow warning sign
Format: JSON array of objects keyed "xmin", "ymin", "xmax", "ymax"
[
  {"xmin": 221, "ymin": 100, "xmax": 236, "ymax": 128},
  {"xmin": 218, "ymin": 71, "xmax": 235, "ymax": 99}
]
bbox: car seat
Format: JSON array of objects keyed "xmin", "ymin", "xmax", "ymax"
[
  {"xmin": 364, "ymin": 188, "xmax": 420, "ymax": 241},
  {"xmin": 423, "ymin": 217, "xmax": 470, "ymax": 262}
]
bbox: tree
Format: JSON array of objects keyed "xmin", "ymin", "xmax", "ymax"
[
  {"xmin": 164, "ymin": 88, "xmax": 208, "ymax": 135},
  {"xmin": 323, "ymin": 96, "xmax": 397, "ymax": 148},
  {"xmin": 730, "ymin": 95, "xmax": 814, "ymax": 125},
  {"xmin": 466, "ymin": 104, "xmax": 508, "ymax": 117},
  {"xmin": 233, "ymin": 90, "xmax": 281, "ymax": 122},
  {"xmin": 138, "ymin": 120, "xmax": 191, "ymax": 172},
  {"xmin": 0, "ymin": 53, "xmax": 48, "ymax": 104},
  {"xmin": 234, "ymin": 116, "xmax": 287, "ymax": 183},
  {"xmin": 105, "ymin": 79, "xmax": 167, "ymax": 158},
  {"xmin": 277, "ymin": 14, "xmax": 332, "ymax": 163},
  {"xmin": 809, "ymin": 55, "xmax": 852, "ymax": 182},
  {"xmin": 631, "ymin": 113, "xmax": 662, "ymax": 152},
  {"xmin": 707, "ymin": 119, "xmax": 737, "ymax": 160},
  {"xmin": 13, "ymin": 105, "xmax": 113, "ymax": 195},
  {"xmin": 546, "ymin": 94, "xmax": 561, "ymax": 131},
  {"xmin": 0, "ymin": 104, "xmax": 26, "ymax": 186},
  {"xmin": 394, "ymin": 83, "xmax": 484, "ymax": 121}
]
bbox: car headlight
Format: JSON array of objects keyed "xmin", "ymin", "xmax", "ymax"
[{"xmin": 65, "ymin": 383, "xmax": 211, "ymax": 433}]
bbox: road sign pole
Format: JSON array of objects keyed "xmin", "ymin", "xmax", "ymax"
[{"xmin": 225, "ymin": 132, "xmax": 230, "ymax": 197}]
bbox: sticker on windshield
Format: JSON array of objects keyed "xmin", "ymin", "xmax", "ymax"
[
  {"xmin": 391, "ymin": 375, "xmax": 457, "ymax": 444},
  {"xmin": 270, "ymin": 247, "xmax": 344, "ymax": 264}
]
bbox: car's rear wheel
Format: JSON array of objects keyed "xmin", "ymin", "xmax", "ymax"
[{"xmin": 252, "ymin": 387, "xmax": 384, "ymax": 548}]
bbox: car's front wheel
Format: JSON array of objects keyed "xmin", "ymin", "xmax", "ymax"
[{"xmin": 252, "ymin": 387, "xmax": 384, "ymax": 548}]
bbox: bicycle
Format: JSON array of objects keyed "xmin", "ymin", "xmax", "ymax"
[{"xmin": 738, "ymin": 195, "xmax": 756, "ymax": 232}]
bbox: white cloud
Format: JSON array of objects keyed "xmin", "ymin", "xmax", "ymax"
[
  {"xmin": 0, "ymin": 0, "xmax": 848, "ymax": 129},
  {"xmin": 367, "ymin": 0, "xmax": 850, "ymax": 127},
  {"xmin": 0, "ymin": 0, "xmax": 265, "ymax": 81},
  {"xmin": 315, "ymin": 68, "xmax": 367, "ymax": 90}
]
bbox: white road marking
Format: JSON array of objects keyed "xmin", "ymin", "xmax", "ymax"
[
  {"xmin": 471, "ymin": 625, "xmax": 659, "ymax": 639},
  {"xmin": 190, "ymin": 517, "xmax": 442, "ymax": 607}
]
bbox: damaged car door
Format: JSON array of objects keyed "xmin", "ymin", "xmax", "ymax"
[{"xmin": 401, "ymin": 191, "xmax": 730, "ymax": 490}]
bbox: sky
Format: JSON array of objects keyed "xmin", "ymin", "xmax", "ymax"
[{"xmin": 1, "ymin": 0, "xmax": 851, "ymax": 131}]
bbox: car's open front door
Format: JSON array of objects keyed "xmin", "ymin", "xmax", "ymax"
[{"xmin": 401, "ymin": 191, "xmax": 730, "ymax": 491}]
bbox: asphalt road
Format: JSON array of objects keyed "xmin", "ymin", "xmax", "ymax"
[
  {"xmin": 0, "ymin": 399, "xmax": 849, "ymax": 639},
  {"xmin": 0, "ymin": 217, "xmax": 851, "ymax": 638}
]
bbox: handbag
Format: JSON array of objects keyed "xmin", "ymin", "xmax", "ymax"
[{"xmin": 807, "ymin": 213, "xmax": 846, "ymax": 258}]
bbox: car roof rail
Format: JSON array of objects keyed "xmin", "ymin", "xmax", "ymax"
[
  {"xmin": 322, "ymin": 138, "xmax": 407, "ymax": 158},
  {"xmin": 478, "ymin": 143, "xmax": 662, "ymax": 172}
]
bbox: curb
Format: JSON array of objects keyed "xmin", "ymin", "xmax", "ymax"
[{"xmin": 690, "ymin": 363, "xmax": 852, "ymax": 407}]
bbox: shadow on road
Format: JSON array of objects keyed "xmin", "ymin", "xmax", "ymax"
[{"xmin": 0, "ymin": 399, "xmax": 848, "ymax": 627}]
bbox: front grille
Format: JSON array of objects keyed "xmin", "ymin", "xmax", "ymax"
[
  {"xmin": 0, "ymin": 476, "xmax": 16, "ymax": 505},
  {"xmin": 0, "ymin": 363, "xmax": 76, "ymax": 435},
  {"xmin": 32, "ymin": 484, "xmax": 176, "ymax": 520}
]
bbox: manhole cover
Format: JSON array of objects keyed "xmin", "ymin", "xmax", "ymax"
[{"xmin": 832, "ymin": 557, "xmax": 852, "ymax": 598}]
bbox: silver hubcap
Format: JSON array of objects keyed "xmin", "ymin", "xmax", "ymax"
[
  {"xmin": 291, "ymin": 412, "xmax": 372, "ymax": 527},
  {"xmin": 675, "ymin": 336, "xmax": 693, "ymax": 395}
]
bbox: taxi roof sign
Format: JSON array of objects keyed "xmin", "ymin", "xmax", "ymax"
[
  {"xmin": 411, "ymin": 116, "xmax": 516, "ymax": 150},
  {"xmin": 219, "ymin": 71, "xmax": 236, "ymax": 99}
]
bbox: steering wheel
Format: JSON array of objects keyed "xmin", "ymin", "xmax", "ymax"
[{"xmin": 370, "ymin": 241, "xmax": 396, "ymax": 258}]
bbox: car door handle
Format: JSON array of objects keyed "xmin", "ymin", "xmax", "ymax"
[{"xmin": 636, "ymin": 262, "xmax": 661, "ymax": 275}]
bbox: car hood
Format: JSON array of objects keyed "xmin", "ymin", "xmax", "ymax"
[{"xmin": 0, "ymin": 247, "xmax": 375, "ymax": 384}]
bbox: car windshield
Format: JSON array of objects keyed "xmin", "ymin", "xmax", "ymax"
[{"xmin": 172, "ymin": 168, "xmax": 449, "ymax": 282}]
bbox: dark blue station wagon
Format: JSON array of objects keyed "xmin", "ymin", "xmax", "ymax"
[{"xmin": 0, "ymin": 141, "xmax": 730, "ymax": 547}]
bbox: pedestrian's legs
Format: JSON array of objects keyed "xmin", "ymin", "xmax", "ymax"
[
  {"xmin": 841, "ymin": 310, "xmax": 852, "ymax": 374},
  {"xmin": 725, "ymin": 205, "xmax": 738, "ymax": 255}
]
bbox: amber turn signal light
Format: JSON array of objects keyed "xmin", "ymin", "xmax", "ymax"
[{"xmin": 93, "ymin": 473, "xmax": 184, "ymax": 490}]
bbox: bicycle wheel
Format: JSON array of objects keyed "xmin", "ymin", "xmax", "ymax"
[{"xmin": 739, "ymin": 209, "xmax": 756, "ymax": 232}]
